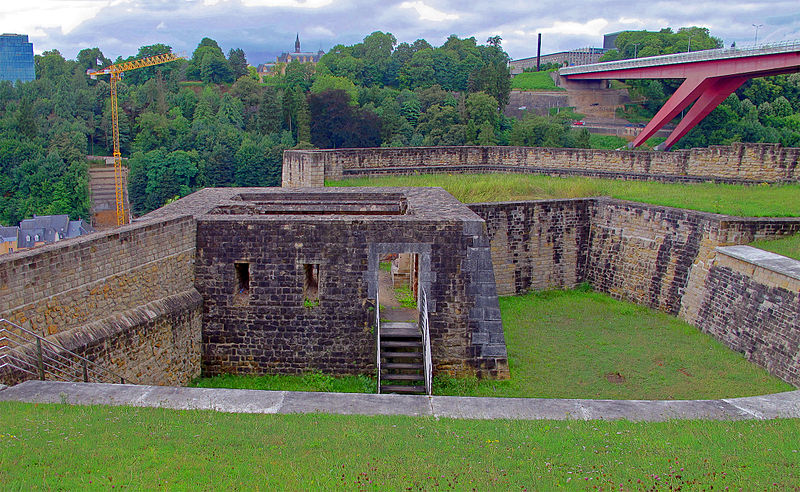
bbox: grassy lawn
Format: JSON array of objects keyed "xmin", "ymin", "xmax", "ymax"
[
  {"xmin": 328, "ymin": 173, "xmax": 800, "ymax": 217},
  {"xmin": 1, "ymin": 401, "xmax": 799, "ymax": 489},
  {"xmin": 194, "ymin": 289, "xmax": 791, "ymax": 400},
  {"xmin": 511, "ymin": 70, "xmax": 565, "ymax": 91},
  {"xmin": 192, "ymin": 371, "xmax": 374, "ymax": 393},
  {"xmin": 751, "ymin": 233, "xmax": 800, "ymax": 261},
  {"xmin": 435, "ymin": 289, "xmax": 792, "ymax": 400}
]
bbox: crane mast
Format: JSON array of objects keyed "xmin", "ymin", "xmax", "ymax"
[{"xmin": 87, "ymin": 53, "xmax": 183, "ymax": 226}]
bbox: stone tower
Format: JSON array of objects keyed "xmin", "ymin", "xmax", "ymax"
[{"xmin": 295, "ymin": 33, "xmax": 300, "ymax": 53}]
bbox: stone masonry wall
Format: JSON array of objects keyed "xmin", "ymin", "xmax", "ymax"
[
  {"xmin": 0, "ymin": 216, "xmax": 202, "ymax": 386},
  {"xmin": 587, "ymin": 199, "xmax": 800, "ymax": 315},
  {"xmin": 283, "ymin": 143, "xmax": 800, "ymax": 186},
  {"xmin": 684, "ymin": 247, "xmax": 800, "ymax": 386},
  {"xmin": 196, "ymin": 208, "xmax": 508, "ymax": 378},
  {"xmin": 468, "ymin": 199, "xmax": 592, "ymax": 295}
]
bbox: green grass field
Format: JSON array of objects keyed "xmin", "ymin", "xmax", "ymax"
[
  {"xmin": 329, "ymin": 173, "xmax": 800, "ymax": 217},
  {"xmin": 1, "ymin": 401, "xmax": 798, "ymax": 489},
  {"xmin": 511, "ymin": 70, "xmax": 565, "ymax": 91},
  {"xmin": 436, "ymin": 289, "xmax": 791, "ymax": 399},
  {"xmin": 751, "ymin": 233, "xmax": 800, "ymax": 260},
  {"xmin": 194, "ymin": 289, "xmax": 791, "ymax": 400}
]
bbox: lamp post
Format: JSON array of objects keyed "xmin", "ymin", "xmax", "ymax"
[
  {"xmin": 632, "ymin": 43, "xmax": 640, "ymax": 58},
  {"xmin": 687, "ymin": 34, "xmax": 694, "ymax": 52},
  {"xmin": 753, "ymin": 24, "xmax": 763, "ymax": 45}
]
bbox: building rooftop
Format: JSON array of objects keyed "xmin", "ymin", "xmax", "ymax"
[{"xmin": 141, "ymin": 187, "xmax": 482, "ymax": 223}]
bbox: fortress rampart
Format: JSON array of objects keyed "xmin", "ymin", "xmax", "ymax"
[{"xmin": 283, "ymin": 143, "xmax": 800, "ymax": 187}]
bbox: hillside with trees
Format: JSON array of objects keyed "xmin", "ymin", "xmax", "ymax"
[{"xmin": 0, "ymin": 32, "xmax": 595, "ymax": 222}]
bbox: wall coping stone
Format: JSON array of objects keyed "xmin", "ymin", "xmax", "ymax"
[{"xmin": 716, "ymin": 245, "xmax": 800, "ymax": 281}]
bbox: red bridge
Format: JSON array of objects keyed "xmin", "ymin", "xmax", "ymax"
[{"xmin": 559, "ymin": 41, "xmax": 800, "ymax": 150}]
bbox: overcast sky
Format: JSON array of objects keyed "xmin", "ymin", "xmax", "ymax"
[{"xmin": 2, "ymin": 1, "xmax": 799, "ymax": 64}]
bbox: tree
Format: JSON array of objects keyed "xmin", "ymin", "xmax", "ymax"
[
  {"xmin": 187, "ymin": 38, "xmax": 233, "ymax": 83},
  {"xmin": 309, "ymin": 89, "xmax": 381, "ymax": 148},
  {"xmin": 227, "ymin": 48, "xmax": 249, "ymax": 80},
  {"xmin": 257, "ymin": 87, "xmax": 282, "ymax": 135}
]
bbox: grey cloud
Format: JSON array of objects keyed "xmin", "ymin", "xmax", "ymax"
[{"xmin": 23, "ymin": 0, "xmax": 800, "ymax": 62}]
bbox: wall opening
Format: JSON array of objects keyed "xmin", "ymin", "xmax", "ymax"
[
  {"xmin": 235, "ymin": 262, "xmax": 250, "ymax": 297},
  {"xmin": 378, "ymin": 252, "xmax": 420, "ymax": 322},
  {"xmin": 303, "ymin": 263, "xmax": 320, "ymax": 304}
]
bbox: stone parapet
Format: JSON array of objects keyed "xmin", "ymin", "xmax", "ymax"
[{"xmin": 283, "ymin": 143, "xmax": 800, "ymax": 186}]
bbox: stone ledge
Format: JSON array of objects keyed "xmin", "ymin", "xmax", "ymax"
[{"xmin": 717, "ymin": 245, "xmax": 800, "ymax": 282}]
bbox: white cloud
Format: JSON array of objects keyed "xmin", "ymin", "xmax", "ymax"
[
  {"xmin": 0, "ymin": 1, "xmax": 117, "ymax": 35},
  {"xmin": 306, "ymin": 26, "xmax": 335, "ymax": 37},
  {"xmin": 538, "ymin": 18, "xmax": 609, "ymax": 36},
  {"xmin": 240, "ymin": 0, "xmax": 334, "ymax": 7},
  {"xmin": 156, "ymin": 21, "xmax": 167, "ymax": 30},
  {"xmin": 399, "ymin": 1, "xmax": 459, "ymax": 22}
]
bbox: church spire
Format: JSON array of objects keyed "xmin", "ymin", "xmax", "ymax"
[{"xmin": 295, "ymin": 33, "xmax": 300, "ymax": 53}]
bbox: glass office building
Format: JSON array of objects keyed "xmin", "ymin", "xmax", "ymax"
[{"xmin": 0, "ymin": 34, "xmax": 35, "ymax": 84}]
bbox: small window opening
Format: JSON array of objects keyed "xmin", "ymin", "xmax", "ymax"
[
  {"xmin": 303, "ymin": 264, "xmax": 319, "ymax": 303},
  {"xmin": 235, "ymin": 262, "xmax": 250, "ymax": 295}
]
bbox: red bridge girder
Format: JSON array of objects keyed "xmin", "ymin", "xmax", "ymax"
[{"xmin": 562, "ymin": 50, "xmax": 800, "ymax": 150}]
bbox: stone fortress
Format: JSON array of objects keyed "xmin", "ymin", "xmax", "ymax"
[{"xmin": 1, "ymin": 143, "xmax": 799, "ymax": 389}]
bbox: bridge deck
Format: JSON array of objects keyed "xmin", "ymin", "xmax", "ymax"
[{"xmin": 559, "ymin": 40, "xmax": 800, "ymax": 77}]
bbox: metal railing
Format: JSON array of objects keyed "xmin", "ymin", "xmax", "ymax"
[
  {"xmin": 559, "ymin": 39, "xmax": 800, "ymax": 76},
  {"xmin": 375, "ymin": 287, "xmax": 381, "ymax": 394},
  {"xmin": 419, "ymin": 287, "xmax": 432, "ymax": 396},
  {"xmin": 0, "ymin": 319, "xmax": 133, "ymax": 386}
]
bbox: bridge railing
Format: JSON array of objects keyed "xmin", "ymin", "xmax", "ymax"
[{"xmin": 559, "ymin": 39, "xmax": 800, "ymax": 76}]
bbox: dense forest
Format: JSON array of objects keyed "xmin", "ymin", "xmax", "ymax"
[
  {"xmin": 604, "ymin": 27, "xmax": 800, "ymax": 149},
  {"xmin": 0, "ymin": 32, "xmax": 594, "ymax": 223},
  {"xmin": 2, "ymin": 27, "xmax": 799, "ymax": 225}
]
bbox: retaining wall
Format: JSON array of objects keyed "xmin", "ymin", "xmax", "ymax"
[
  {"xmin": 468, "ymin": 199, "xmax": 592, "ymax": 295},
  {"xmin": 283, "ymin": 143, "xmax": 800, "ymax": 187},
  {"xmin": 0, "ymin": 216, "xmax": 202, "ymax": 386},
  {"xmin": 683, "ymin": 246, "xmax": 800, "ymax": 386}
]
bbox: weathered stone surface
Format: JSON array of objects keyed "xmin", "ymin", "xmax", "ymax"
[
  {"xmin": 0, "ymin": 216, "xmax": 200, "ymax": 387},
  {"xmin": 190, "ymin": 187, "xmax": 509, "ymax": 378},
  {"xmin": 283, "ymin": 143, "xmax": 800, "ymax": 187}
]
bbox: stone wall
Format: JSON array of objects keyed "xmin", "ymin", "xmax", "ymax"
[
  {"xmin": 0, "ymin": 216, "xmax": 202, "ymax": 386},
  {"xmin": 683, "ymin": 246, "xmax": 800, "ymax": 386},
  {"xmin": 194, "ymin": 188, "xmax": 508, "ymax": 378},
  {"xmin": 469, "ymin": 199, "xmax": 592, "ymax": 295},
  {"xmin": 587, "ymin": 199, "xmax": 800, "ymax": 315},
  {"xmin": 283, "ymin": 143, "xmax": 800, "ymax": 185}
]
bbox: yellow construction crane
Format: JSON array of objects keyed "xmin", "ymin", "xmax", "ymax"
[{"xmin": 87, "ymin": 53, "xmax": 183, "ymax": 226}]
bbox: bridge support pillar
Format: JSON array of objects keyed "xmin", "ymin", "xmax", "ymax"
[{"xmin": 655, "ymin": 76, "xmax": 748, "ymax": 150}]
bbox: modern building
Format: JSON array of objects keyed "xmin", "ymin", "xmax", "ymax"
[
  {"xmin": 510, "ymin": 47, "xmax": 606, "ymax": 75},
  {"xmin": 0, "ymin": 33, "xmax": 35, "ymax": 84}
]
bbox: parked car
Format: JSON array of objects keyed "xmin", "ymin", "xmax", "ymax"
[{"xmin": 572, "ymin": 120, "xmax": 585, "ymax": 126}]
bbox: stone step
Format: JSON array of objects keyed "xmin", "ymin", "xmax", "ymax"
[
  {"xmin": 381, "ymin": 351, "xmax": 422, "ymax": 359},
  {"xmin": 382, "ymin": 362, "xmax": 423, "ymax": 370},
  {"xmin": 380, "ymin": 384, "xmax": 426, "ymax": 394},
  {"xmin": 381, "ymin": 373, "xmax": 424, "ymax": 381},
  {"xmin": 380, "ymin": 340, "xmax": 422, "ymax": 348}
]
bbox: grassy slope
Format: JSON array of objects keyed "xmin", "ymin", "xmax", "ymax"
[
  {"xmin": 329, "ymin": 173, "xmax": 800, "ymax": 217},
  {"xmin": 1, "ymin": 401, "xmax": 798, "ymax": 489},
  {"xmin": 751, "ymin": 233, "xmax": 800, "ymax": 260},
  {"xmin": 511, "ymin": 70, "xmax": 565, "ymax": 91},
  {"xmin": 434, "ymin": 289, "xmax": 791, "ymax": 399}
]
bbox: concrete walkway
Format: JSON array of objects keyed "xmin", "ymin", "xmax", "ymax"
[{"xmin": 2, "ymin": 380, "xmax": 800, "ymax": 421}]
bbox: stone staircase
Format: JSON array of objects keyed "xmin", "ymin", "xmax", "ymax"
[
  {"xmin": 88, "ymin": 165, "xmax": 129, "ymax": 228},
  {"xmin": 379, "ymin": 321, "xmax": 425, "ymax": 394}
]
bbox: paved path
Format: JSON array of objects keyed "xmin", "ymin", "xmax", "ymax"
[{"xmin": 2, "ymin": 381, "xmax": 799, "ymax": 421}]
